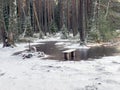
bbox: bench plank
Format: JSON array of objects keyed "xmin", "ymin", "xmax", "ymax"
[
  {"xmin": 63, "ymin": 49, "xmax": 76, "ymax": 60},
  {"xmin": 63, "ymin": 49, "xmax": 76, "ymax": 53}
]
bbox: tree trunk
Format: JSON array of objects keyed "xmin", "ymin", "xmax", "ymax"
[
  {"xmin": 79, "ymin": 0, "xmax": 87, "ymax": 45},
  {"xmin": 33, "ymin": 0, "xmax": 43, "ymax": 38}
]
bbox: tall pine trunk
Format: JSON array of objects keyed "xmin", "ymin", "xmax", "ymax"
[{"xmin": 78, "ymin": 0, "xmax": 87, "ymax": 45}]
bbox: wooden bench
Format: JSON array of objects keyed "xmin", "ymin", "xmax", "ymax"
[{"xmin": 63, "ymin": 49, "xmax": 76, "ymax": 60}]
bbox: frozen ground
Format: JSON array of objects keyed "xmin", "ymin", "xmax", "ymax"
[{"xmin": 0, "ymin": 41, "xmax": 120, "ymax": 90}]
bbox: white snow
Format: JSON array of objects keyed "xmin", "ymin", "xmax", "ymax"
[
  {"xmin": 55, "ymin": 42, "xmax": 90, "ymax": 50},
  {"xmin": 0, "ymin": 41, "xmax": 120, "ymax": 90},
  {"xmin": 65, "ymin": 43, "xmax": 90, "ymax": 49}
]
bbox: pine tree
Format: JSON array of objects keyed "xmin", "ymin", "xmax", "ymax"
[
  {"xmin": 8, "ymin": 0, "xmax": 17, "ymax": 46},
  {"xmin": 0, "ymin": 0, "xmax": 6, "ymax": 46}
]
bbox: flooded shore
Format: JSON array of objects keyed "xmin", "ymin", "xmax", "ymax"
[{"xmin": 33, "ymin": 41, "xmax": 119, "ymax": 61}]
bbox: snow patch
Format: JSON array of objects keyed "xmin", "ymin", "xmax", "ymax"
[{"xmin": 0, "ymin": 41, "xmax": 120, "ymax": 90}]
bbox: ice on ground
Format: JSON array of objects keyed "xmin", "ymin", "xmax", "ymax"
[
  {"xmin": 55, "ymin": 42, "xmax": 65, "ymax": 45},
  {"xmin": 0, "ymin": 42, "xmax": 120, "ymax": 90},
  {"xmin": 55, "ymin": 42, "xmax": 90, "ymax": 50},
  {"xmin": 65, "ymin": 43, "xmax": 90, "ymax": 49}
]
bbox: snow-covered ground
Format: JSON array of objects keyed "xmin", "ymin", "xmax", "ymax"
[{"xmin": 0, "ymin": 40, "xmax": 120, "ymax": 90}]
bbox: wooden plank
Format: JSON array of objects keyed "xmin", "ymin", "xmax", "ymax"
[
  {"xmin": 63, "ymin": 49, "xmax": 76, "ymax": 60},
  {"xmin": 63, "ymin": 49, "xmax": 76, "ymax": 53},
  {"xmin": 64, "ymin": 53, "xmax": 70, "ymax": 60},
  {"xmin": 71, "ymin": 51, "xmax": 75, "ymax": 59}
]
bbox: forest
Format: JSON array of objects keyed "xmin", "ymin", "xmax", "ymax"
[
  {"xmin": 1, "ymin": 1, "xmax": 120, "ymax": 90},
  {"xmin": 0, "ymin": 0, "xmax": 120, "ymax": 47}
]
